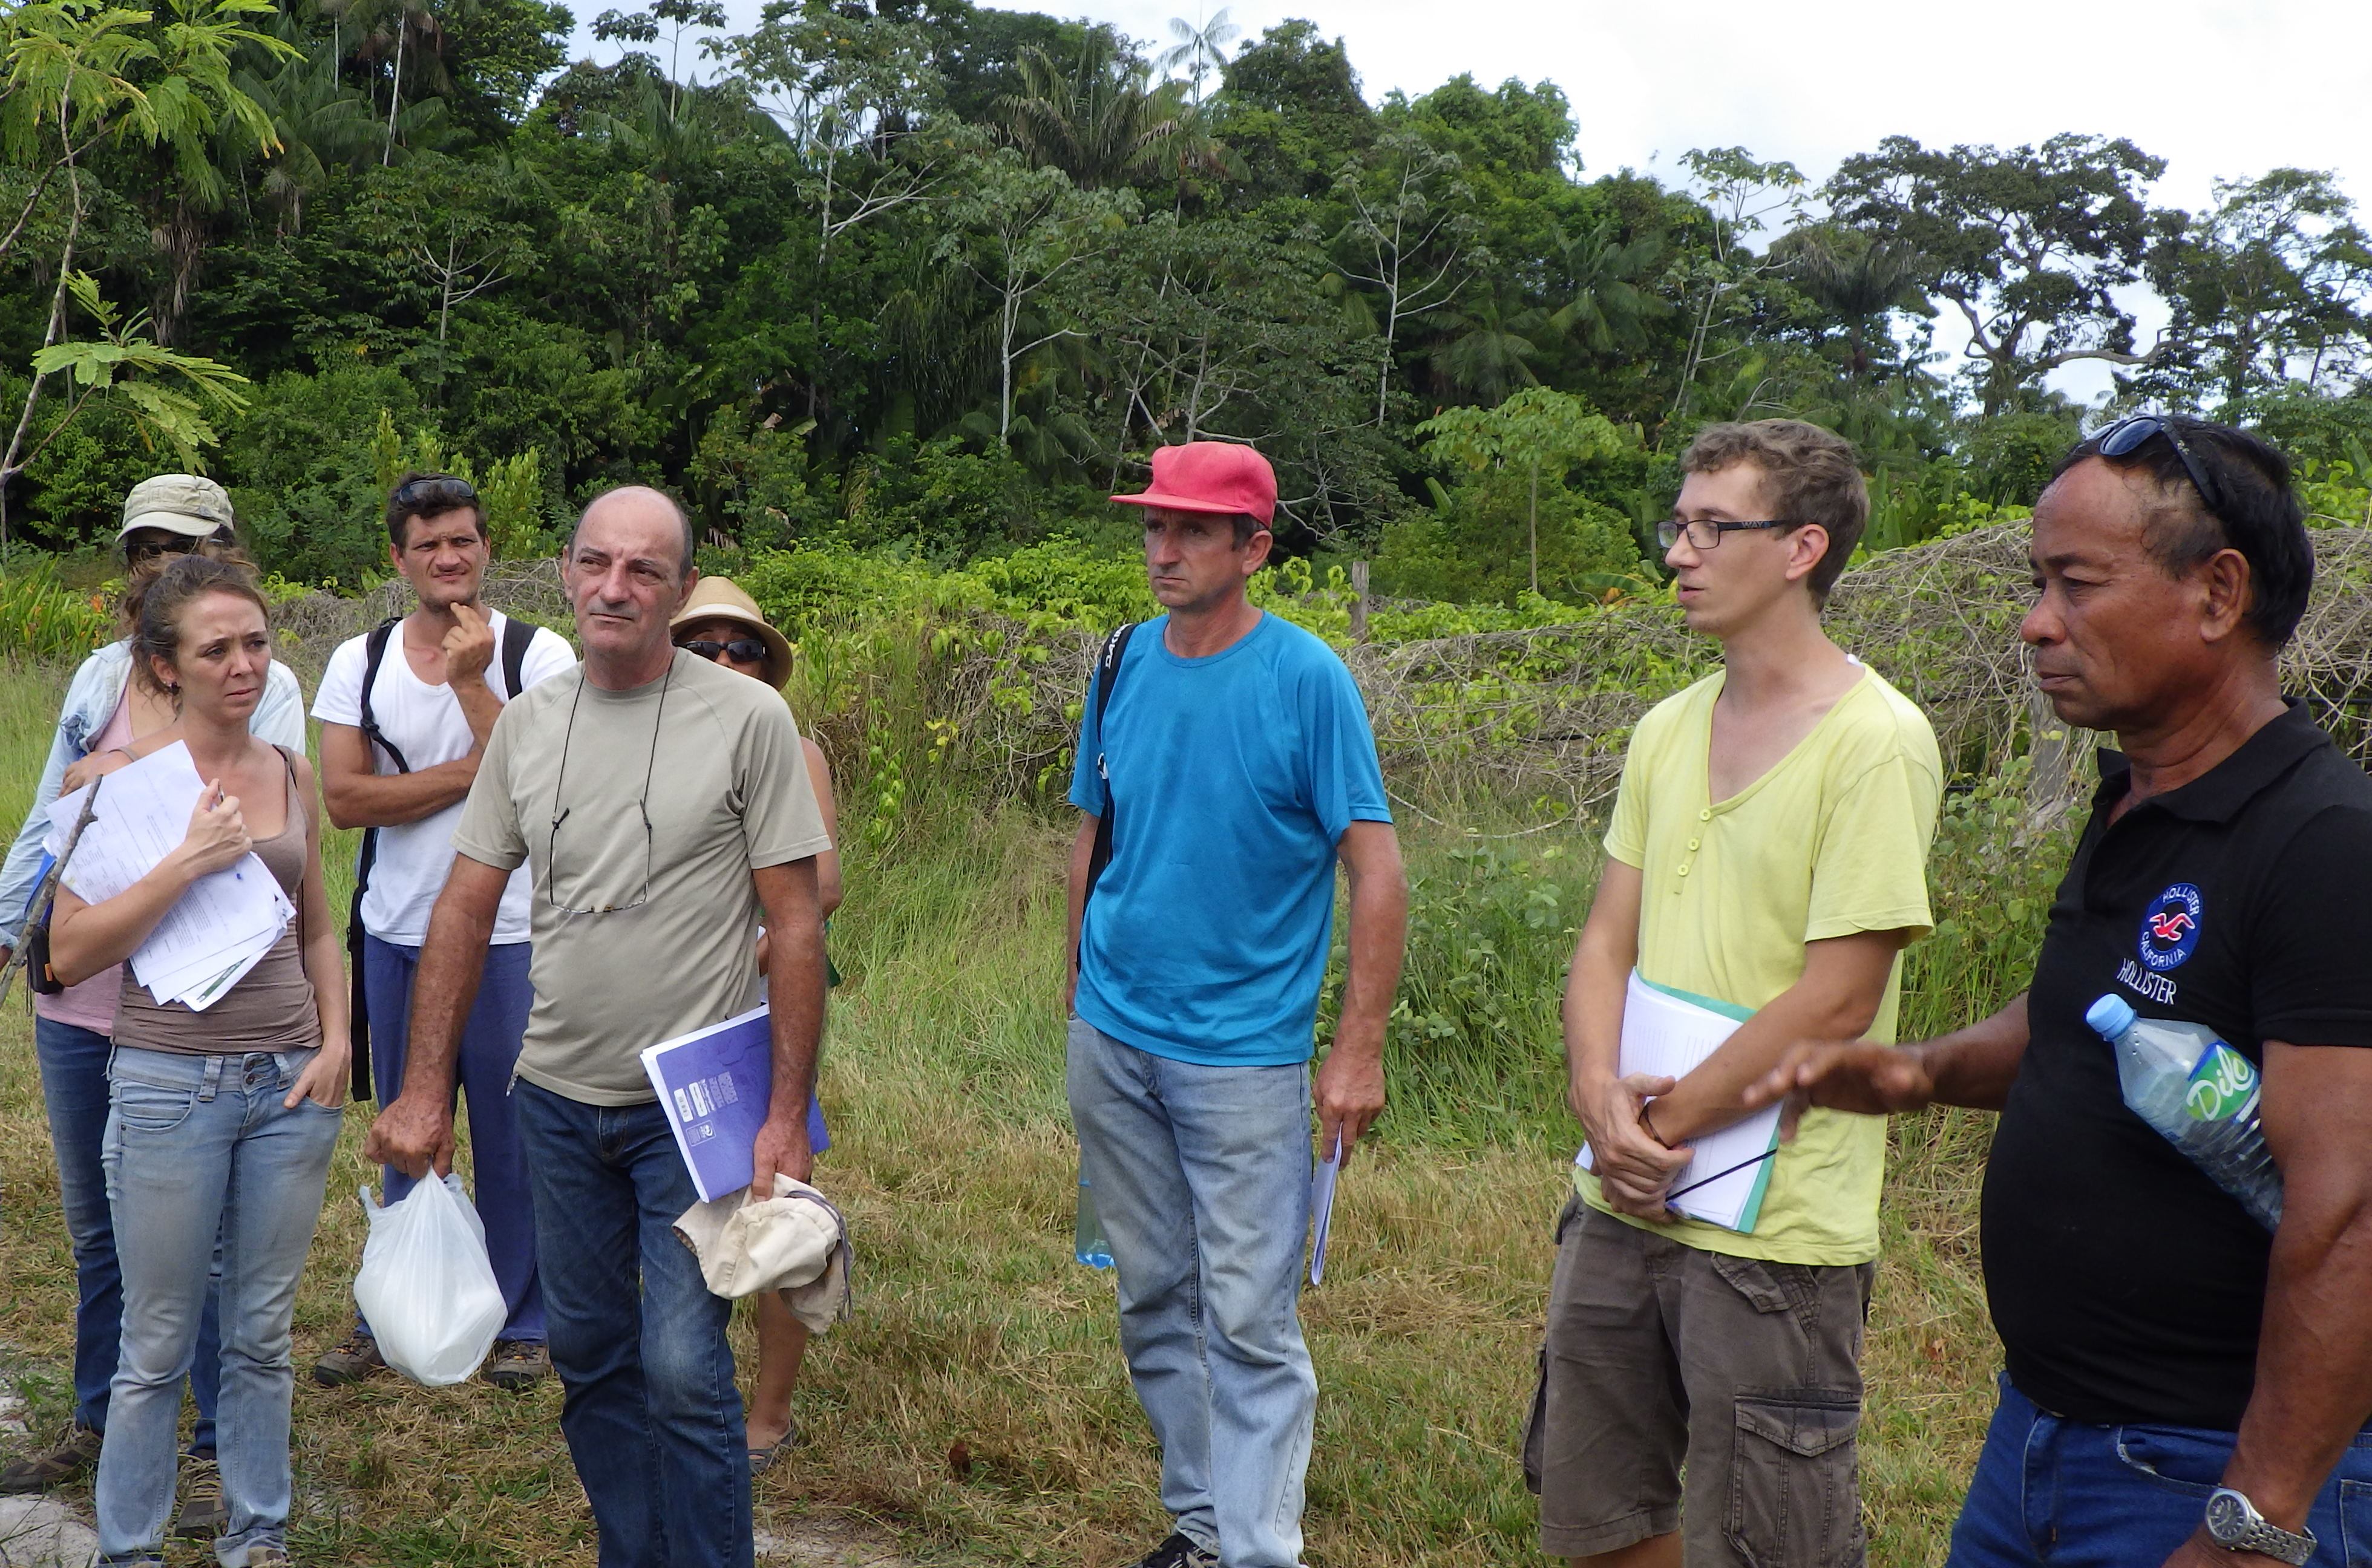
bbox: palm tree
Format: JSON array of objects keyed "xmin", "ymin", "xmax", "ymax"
[
  {"xmin": 995, "ymin": 40, "xmax": 1187, "ymax": 191},
  {"xmin": 235, "ymin": 44, "xmax": 375, "ymax": 235},
  {"xmin": 1775, "ymin": 223, "xmax": 1931, "ymax": 381},
  {"xmin": 1548, "ymin": 218, "xmax": 1668, "ymax": 356},
  {"xmin": 1433, "ymin": 281, "xmax": 1550, "ymax": 404},
  {"xmin": 1157, "ymin": 7, "xmax": 1237, "ymax": 106}
]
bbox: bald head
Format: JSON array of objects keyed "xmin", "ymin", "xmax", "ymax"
[{"xmin": 571, "ymin": 485, "xmax": 695, "ymax": 579}]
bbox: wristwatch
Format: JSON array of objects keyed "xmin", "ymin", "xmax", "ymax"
[{"xmin": 2204, "ymin": 1487, "xmax": 2316, "ymax": 1565}]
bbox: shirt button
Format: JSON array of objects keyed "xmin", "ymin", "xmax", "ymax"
[
  {"xmin": 1677, "ymin": 864, "xmax": 1690, "ymax": 877},
  {"xmin": 1699, "ymin": 809, "xmax": 1711, "ymax": 822},
  {"xmin": 1688, "ymin": 838, "xmax": 1701, "ymax": 851}
]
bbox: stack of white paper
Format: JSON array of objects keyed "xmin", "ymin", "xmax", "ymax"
[
  {"xmin": 1577, "ymin": 970, "xmax": 1781, "ymax": 1233},
  {"xmin": 49, "ymin": 743, "xmax": 295, "ymax": 1012}
]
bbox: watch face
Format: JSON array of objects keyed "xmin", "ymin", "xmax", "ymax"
[{"xmin": 2206, "ymin": 1491, "xmax": 2246, "ymax": 1539}]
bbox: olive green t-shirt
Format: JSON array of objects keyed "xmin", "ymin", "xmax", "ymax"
[
  {"xmin": 1578, "ymin": 664, "xmax": 1943, "ymax": 1265},
  {"xmin": 452, "ymin": 648, "xmax": 833, "ymax": 1105}
]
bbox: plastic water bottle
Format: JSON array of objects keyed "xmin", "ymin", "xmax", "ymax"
[
  {"xmin": 2085, "ymin": 995, "xmax": 2282, "ymax": 1230},
  {"xmin": 1073, "ymin": 1172, "xmax": 1115, "ymax": 1269}
]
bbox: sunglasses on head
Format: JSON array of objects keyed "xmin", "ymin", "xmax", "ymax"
[
  {"xmin": 680, "ymin": 637, "xmax": 769, "ymax": 664},
  {"xmin": 2096, "ymin": 416, "xmax": 2227, "ymax": 520},
  {"xmin": 392, "ymin": 474, "xmax": 479, "ymax": 512}
]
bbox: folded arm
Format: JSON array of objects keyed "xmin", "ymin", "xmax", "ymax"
[{"xmin": 317, "ymin": 721, "xmax": 483, "ymax": 830}]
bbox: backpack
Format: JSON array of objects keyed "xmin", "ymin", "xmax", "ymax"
[
  {"xmin": 348, "ymin": 612, "xmax": 534, "ymax": 1102},
  {"xmin": 1079, "ymin": 621, "xmax": 1136, "ymax": 935}
]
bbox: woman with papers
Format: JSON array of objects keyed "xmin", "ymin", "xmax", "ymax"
[
  {"xmin": 669, "ymin": 577, "xmax": 841, "ymax": 1474},
  {"xmin": 45, "ymin": 552, "xmax": 349, "ymax": 1568},
  {"xmin": 0, "ymin": 477, "xmax": 304, "ymax": 1533}
]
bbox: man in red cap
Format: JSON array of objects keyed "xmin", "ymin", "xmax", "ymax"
[{"xmin": 1065, "ymin": 441, "xmax": 1409, "ymax": 1568}]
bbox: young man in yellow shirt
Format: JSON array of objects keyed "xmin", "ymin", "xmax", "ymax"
[{"xmin": 1536, "ymin": 420, "xmax": 1942, "ymax": 1567}]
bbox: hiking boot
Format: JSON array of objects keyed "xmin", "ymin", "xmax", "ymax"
[
  {"xmin": 482, "ymin": 1339, "xmax": 550, "ymax": 1391},
  {"xmin": 1118, "ymin": 1534, "xmax": 1219, "ymax": 1568},
  {"xmin": 312, "ymin": 1334, "xmax": 386, "ymax": 1387},
  {"xmin": 0, "ymin": 1422, "xmax": 102, "ymax": 1492},
  {"xmin": 172, "ymin": 1454, "xmax": 229, "ymax": 1539}
]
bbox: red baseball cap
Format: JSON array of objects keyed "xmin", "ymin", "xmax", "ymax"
[{"xmin": 1110, "ymin": 442, "xmax": 1276, "ymax": 527}]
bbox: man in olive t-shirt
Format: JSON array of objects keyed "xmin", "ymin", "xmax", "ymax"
[{"xmin": 367, "ymin": 487, "xmax": 831, "ymax": 1568}]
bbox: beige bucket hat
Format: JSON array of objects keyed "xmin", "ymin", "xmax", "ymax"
[
  {"xmin": 119, "ymin": 474, "xmax": 235, "ymax": 542},
  {"xmin": 668, "ymin": 575, "xmax": 794, "ymax": 688}
]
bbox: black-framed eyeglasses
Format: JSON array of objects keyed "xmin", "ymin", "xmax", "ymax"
[
  {"xmin": 545, "ymin": 665, "xmax": 670, "ymax": 917},
  {"xmin": 392, "ymin": 474, "xmax": 479, "ymax": 514},
  {"xmin": 679, "ymin": 638, "xmax": 768, "ymax": 664},
  {"xmin": 2097, "ymin": 416, "xmax": 2227, "ymax": 520},
  {"xmin": 1657, "ymin": 518, "xmax": 1789, "ymax": 551}
]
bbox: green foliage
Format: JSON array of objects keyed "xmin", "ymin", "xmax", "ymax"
[
  {"xmin": 0, "ymin": 554, "xmax": 111, "ymax": 661},
  {"xmin": 1377, "ymin": 469, "xmax": 1643, "ymax": 606}
]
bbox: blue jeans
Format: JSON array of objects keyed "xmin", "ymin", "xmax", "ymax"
[
  {"xmin": 96, "ymin": 1048, "xmax": 342, "ymax": 1568},
  {"xmin": 1066, "ymin": 1018, "xmax": 1317, "ymax": 1568},
  {"xmin": 513, "ymin": 1080, "xmax": 749, "ymax": 1568},
  {"xmin": 1948, "ymin": 1375, "xmax": 2372, "ymax": 1566},
  {"xmin": 359, "ymin": 934, "xmax": 543, "ymax": 1342},
  {"xmin": 33, "ymin": 1017, "xmax": 220, "ymax": 1451}
]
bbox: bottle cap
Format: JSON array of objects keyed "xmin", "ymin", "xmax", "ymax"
[{"xmin": 2086, "ymin": 994, "xmax": 2137, "ymax": 1041}]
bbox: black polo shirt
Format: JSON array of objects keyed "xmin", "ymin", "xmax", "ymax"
[{"xmin": 1982, "ymin": 700, "xmax": 2372, "ymax": 1430}]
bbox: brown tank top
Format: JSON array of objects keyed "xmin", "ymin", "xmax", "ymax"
[{"xmin": 114, "ymin": 748, "xmax": 321, "ymax": 1056}]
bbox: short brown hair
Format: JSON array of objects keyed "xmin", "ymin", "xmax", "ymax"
[
  {"xmin": 1680, "ymin": 419, "xmax": 1869, "ymax": 604},
  {"xmin": 131, "ymin": 554, "xmax": 272, "ymax": 699},
  {"xmin": 385, "ymin": 472, "xmax": 486, "ymax": 549}
]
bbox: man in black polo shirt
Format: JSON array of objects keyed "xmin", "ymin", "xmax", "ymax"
[{"xmin": 1748, "ymin": 416, "xmax": 2372, "ymax": 1567}]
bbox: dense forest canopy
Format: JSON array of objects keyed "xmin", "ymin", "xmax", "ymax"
[{"xmin": 3, "ymin": 0, "xmax": 2370, "ymax": 600}]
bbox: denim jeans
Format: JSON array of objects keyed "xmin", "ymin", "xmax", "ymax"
[
  {"xmin": 96, "ymin": 1048, "xmax": 343, "ymax": 1568},
  {"xmin": 1066, "ymin": 1017, "xmax": 1317, "ymax": 1568},
  {"xmin": 33, "ymin": 1017, "xmax": 220, "ymax": 1451},
  {"xmin": 358, "ymin": 934, "xmax": 543, "ymax": 1342},
  {"xmin": 1948, "ymin": 1375, "xmax": 2372, "ymax": 1567},
  {"xmin": 513, "ymin": 1080, "xmax": 750, "ymax": 1568}
]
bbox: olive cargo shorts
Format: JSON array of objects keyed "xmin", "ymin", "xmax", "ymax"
[{"xmin": 1527, "ymin": 1199, "xmax": 1875, "ymax": 1566}]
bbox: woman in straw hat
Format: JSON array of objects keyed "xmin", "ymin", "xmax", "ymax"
[{"xmin": 668, "ymin": 576, "xmax": 839, "ymax": 1473}]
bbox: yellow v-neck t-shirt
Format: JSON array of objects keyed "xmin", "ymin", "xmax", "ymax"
[{"xmin": 1579, "ymin": 665, "xmax": 1944, "ymax": 1264}]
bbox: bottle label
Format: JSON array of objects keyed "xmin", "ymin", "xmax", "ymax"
[{"xmin": 2185, "ymin": 1042, "xmax": 2261, "ymax": 1122}]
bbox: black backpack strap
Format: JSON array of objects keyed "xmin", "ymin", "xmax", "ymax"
[
  {"xmin": 1084, "ymin": 622, "xmax": 1136, "ymax": 902},
  {"xmin": 498, "ymin": 613, "xmax": 534, "ymax": 701},
  {"xmin": 347, "ymin": 617, "xmax": 409, "ymax": 1102}
]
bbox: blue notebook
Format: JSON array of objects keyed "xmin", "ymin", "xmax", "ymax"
[{"xmin": 641, "ymin": 1005, "xmax": 773, "ymax": 1203}]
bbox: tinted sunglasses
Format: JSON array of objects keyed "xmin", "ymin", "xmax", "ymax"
[
  {"xmin": 680, "ymin": 637, "xmax": 769, "ymax": 664},
  {"xmin": 2097, "ymin": 416, "xmax": 2226, "ymax": 520},
  {"xmin": 121, "ymin": 529, "xmax": 231, "ymax": 564},
  {"xmin": 392, "ymin": 474, "xmax": 479, "ymax": 512}
]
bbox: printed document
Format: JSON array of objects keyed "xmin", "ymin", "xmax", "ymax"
[
  {"xmin": 1576, "ymin": 970, "xmax": 1781, "ymax": 1232},
  {"xmin": 50, "ymin": 744, "xmax": 293, "ymax": 1011},
  {"xmin": 642, "ymin": 1005, "xmax": 775, "ymax": 1202},
  {"xmin": 1308, "ymin": 1135, "xmax": 1340, "ymax": 1286}
]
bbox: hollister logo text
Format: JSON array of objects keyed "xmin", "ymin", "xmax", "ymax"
[
  {"xmin": 2138, "ymin": 884, "xmax": 2204, "ymax": 973},
  {"xmin": 2117, "ymin": 959, "xmax": 2178, "ymax": 1005}
]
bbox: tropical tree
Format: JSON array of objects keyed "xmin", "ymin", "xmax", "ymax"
[
  {"xmin": 1418, "ymin": 386, "xmax": 1628, "ymax": 594},
  {"xmin": 1772, "ymin": 222, "xmax": 1931, "ymax": 382},
  {"xmin": 995, "ymin": 39, "xmax": 1188, "ymax": 191},
  {"xmin": 1157, "ymin": 7, "xmax": 1236, "ymax": 106},
  {"xmin": 233, "ymin": 40, "xmax": 376, "ymax": 234},
  {"xmin": 1330, "ymin": 128, "xmax": 1478, "ymax": 423},
  {"xmin": 1826, "ymin": 133, "xmax": 2168, "ymax": 414}
]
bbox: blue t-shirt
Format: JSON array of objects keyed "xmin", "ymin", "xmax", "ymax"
[{"xmin": 1068, "ymin": 612, "xmax": 1392, "ymax": 1066}]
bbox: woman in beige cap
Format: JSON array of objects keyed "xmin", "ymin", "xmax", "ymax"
[
  {"xmin": 0, "ymin": 476, "xmax": 306, "ymax": 1538},
  {"xmin": 668, "ymin": 576, "xmax": 839, "ymax": 1472}
]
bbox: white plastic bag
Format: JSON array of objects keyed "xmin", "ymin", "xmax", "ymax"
[{"xmin": 351, "ymin": 1173, "xmax": 506, "ymax": 1387}]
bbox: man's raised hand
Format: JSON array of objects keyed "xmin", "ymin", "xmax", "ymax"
[
  {"xmin": 444, "ymin": 601, "xmax": 496, "ymax": 685},
  {"xmin": 1742, "ymin": 1040, "xmax": 1937, "ymax": 1140}
]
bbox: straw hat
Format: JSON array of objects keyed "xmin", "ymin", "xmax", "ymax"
[
  {"xmin": 119, "ymin": 474, "xmax": 235, "ymax": 541},
  {"xmin": 669, "ymin": 576, "xmax": 794, "ymax": 688}
]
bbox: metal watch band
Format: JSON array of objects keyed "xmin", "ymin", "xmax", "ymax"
[{"xmin": 2206, "ymin": 1488, "xmax": 2315, "ymax": 1566}]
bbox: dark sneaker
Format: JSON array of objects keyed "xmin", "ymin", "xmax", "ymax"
[
  {"xmin": 0, "ymin": 1422, "xmax": 102, "ymax": 1492},
  {"xmin": 482, "ymin": 1339, "xmax": 550, "ymax": 1391},
  {"xmin": 1120, "ymin": 1534, "xmax": 1219, "ymax": 1568},
  {"xmin": 312, "ymin": 1334, "xmax": 386, "ymax": 1387},
  {"xmin": 172, "ymin": 1454, "xmax": 229, "ymax": 1539}
]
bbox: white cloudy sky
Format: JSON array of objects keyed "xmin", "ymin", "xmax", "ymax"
[{"xmin": 571, "ymin": 0, "xmax": 2372, "ymax": 403}]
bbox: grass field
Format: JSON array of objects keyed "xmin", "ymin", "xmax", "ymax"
[{"xmin": 0, "ymin": 658, "xmax": 2019, "ymax": 1565}]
